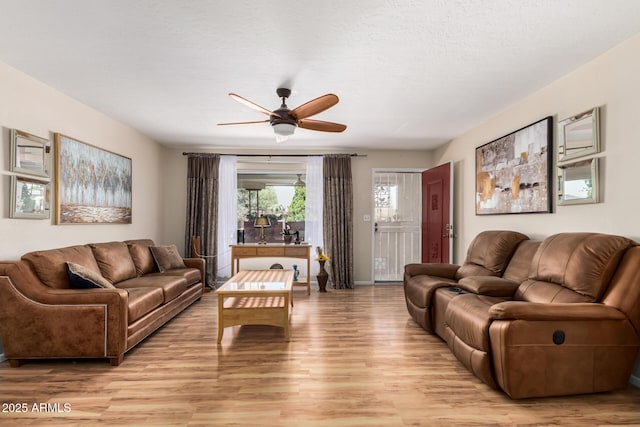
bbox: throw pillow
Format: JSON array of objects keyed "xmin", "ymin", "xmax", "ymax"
[
  {"xmin": 149, "ymin": 244, "xmax": 186, "ymax": 273},
  {"xmin": 66, "ymin": 262, "xmax": 115, "ymax": 289}
]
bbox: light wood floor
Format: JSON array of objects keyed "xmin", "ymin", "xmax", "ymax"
[{"xmin": 1, "ymin": 285, "xmax": 639, "ymax": 426}]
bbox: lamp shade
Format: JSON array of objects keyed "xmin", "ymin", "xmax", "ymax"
[{"xmin": 254, "ymin": 216, "xmax": 271, "ymax": 227}]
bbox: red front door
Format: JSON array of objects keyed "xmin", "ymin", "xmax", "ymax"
[{"xmin": 422, "ymin": 162, "xmax": 453, "ymax": 263}]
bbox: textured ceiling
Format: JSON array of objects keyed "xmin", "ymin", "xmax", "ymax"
[{"xmin": 1, "ymin": 0, "xmax": 640, "ymax": 151}]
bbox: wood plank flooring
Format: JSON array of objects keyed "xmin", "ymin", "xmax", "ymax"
[{"xmin": 1, "ymin": 285, "xmax": 639, "ymax": 426}]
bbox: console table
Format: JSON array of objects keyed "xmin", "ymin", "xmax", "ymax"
[{"xmin": 230, "ymin": 243, "xmax": 311, "ymax": 294}]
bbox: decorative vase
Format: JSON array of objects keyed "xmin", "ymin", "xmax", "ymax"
[
  {"xmin": 317, "ymin": 260, "xmax": 329, "ymax": 292},
  {"xmin": 283, "ymin": 235, "xmax": 293, "ymax": 244}
]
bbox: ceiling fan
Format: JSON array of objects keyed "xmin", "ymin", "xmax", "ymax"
[{"xmin": 218, "ymin": 88, "xmax": 347, "ymax": 142}]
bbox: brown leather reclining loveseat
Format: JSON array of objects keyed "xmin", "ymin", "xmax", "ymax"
[
  {"xmin": 0, "ymin": 239, "xmax": 204, "ymax": 367},
  {"xmin": 404, "ymin": 231, "xmax": 640, "ymax": 398}
]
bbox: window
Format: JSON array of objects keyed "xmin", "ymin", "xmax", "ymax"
[{"xmin": 237, "ymin": 172, "xmax": 306, "ymax": 244}]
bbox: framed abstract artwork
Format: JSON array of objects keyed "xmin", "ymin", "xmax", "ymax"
[
  {"xmin": 54, "ymin": 133, "xmax": 132, "ymax": 224},
  {"xmin": 475, "ymin": 117, "xmax": 553, "ymax": 215}
]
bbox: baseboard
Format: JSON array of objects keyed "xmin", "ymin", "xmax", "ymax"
[{"xmin": 630, "ymin": 374, "xmax": 640, "ymax": 388}]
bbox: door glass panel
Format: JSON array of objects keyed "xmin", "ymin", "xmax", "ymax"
[{"xmin": 373, "ymin": 172, "xmax": 421, "ymax": 282}]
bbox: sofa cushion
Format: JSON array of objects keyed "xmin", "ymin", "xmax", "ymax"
[
  {"xmin": 66, "ymin": 262, "xmax": 115, "ymax": 289},
  {"xmin": 145, "ymin": 268, "xmax": 201, "ymax": 286},
  {"xmin": 126, "ymin": 239, "xmax": 157, "ymax": 276},
  {"xmin": 22, "ymin": 245, "xmax": 101, "ymax": 289},
  {"xmin": 115, "ymin": 275, "xmax": 189, "ymax": 303},
  {"xmin": 456, "ymin": 230, "xmax": 529, "ymax": 279},
  {"xmin": 516, "ymin": 233, "xmax": 633, "ymax": 303},
  {"xmin": 125, "ymin": 287, "xmax": 164, "ymax": 323},
  {"xmin": 501, "ymin": 240, "xmax": 540, "ymax": 283},
  {"xmin": 89, "ymin": 242, "xmax": 137, "ymax": 284},
  {"xmin": 149, "ymin": 245, "xmax": 186, "ymax": 273}
]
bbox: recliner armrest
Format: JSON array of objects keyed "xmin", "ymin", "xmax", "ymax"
[
  {"xmin": 457, "ymin": 276, "xmax": 519, "ymax": 297},
  {"xmin": 404, "ymin": 263, "xmax": 460, "ymax": 279},
  {"xmin": 489, "ymin": 301, "xmax": 627, "ymax": 321}
]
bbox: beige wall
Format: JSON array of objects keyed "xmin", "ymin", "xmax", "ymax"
[
  {"xmin": 432, "ymin": 33, "xmax": 640, "ymax": 385},
  {"xmin": 160, "ymin": 148, "xmax": 433, "ymax": 283},
  {"xmin": 0, "ymin": 61, "xmax": 166, "ymax": 258},
  {"xmin": 435, "ymin": 33, "xmax": 640, "ymax": 259}
]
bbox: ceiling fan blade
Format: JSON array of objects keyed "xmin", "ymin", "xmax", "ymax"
[
  {"xmin": 217, "ymin": 120, "xmax": 270, "ymax": 126},
  {"xmin": 298, "ymin": 119, "xmax": 347, "ymax": 133},
  {"xmin": 229, "ymin": 93, "xmax": 281, "ymax": 118},
  {"xmin": 290, "ymin": 94, "xmax": 339, "ymax": 120}
]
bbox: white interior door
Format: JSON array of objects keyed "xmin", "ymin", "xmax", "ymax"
[{"xmin": 373, "ymin": 171, "xmax": 422, "ymax": 282}]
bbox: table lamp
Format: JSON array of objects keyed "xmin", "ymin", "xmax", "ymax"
[{"xmin": 254, "ymin": 215, "xmax": 271, "ymax": 244}]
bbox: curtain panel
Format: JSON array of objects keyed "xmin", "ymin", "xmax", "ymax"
[
  {"xmin": 305, "ymin": 156, "xmax": 324, "ymax": 277},
  {"xmin": 323, "ymin": 154, "xmax": 354, "ymax": 289},
  {"xmin": 185, "ymin": 154, "xmax": 220, "ymax": 288},
  {"xmin": 216, "ymin": 155, "xmax": 237, "ymax": 280}
]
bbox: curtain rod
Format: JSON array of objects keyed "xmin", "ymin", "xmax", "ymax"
[{"xmin": 182, "ymin": 152, "xmax": 365, "ymax": 158}]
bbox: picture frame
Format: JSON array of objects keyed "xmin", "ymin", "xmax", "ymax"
[
  {"xmin": 10, "ymin": 176, "xmax": 50, "ymax": 219},
  {"xmin": 558, "ymin": 158, "xmax": 599, "ymax": 206},
  {"xmin": 10, "ymin": 129, "xmax": 50, "ymax": 178},
  {"xmin": 558, "ymin": 107, "xmax": 600, "ymax": 162},
  {"xmin": 475, "ymin": 117, "xmax": 553, "ymax": 215},
  {"xmin": 55, "ymin": 133, "xmax": 132, "ymax": 224}
]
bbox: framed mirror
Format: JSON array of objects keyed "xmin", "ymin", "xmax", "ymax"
[
  {"xmin": 557, "ymin": 158, "xmax": 598, "ymax": 205},
  {"xmin": 558, "ymin": 107, "xmax": 600, "ymax": 162},
  {"xmin": 10, "ymin": 129, "xmax": 50, "ymax": 177},
  {"xmin": 10, "ymin": 176, "xmax": 50, "ymax": 219}
]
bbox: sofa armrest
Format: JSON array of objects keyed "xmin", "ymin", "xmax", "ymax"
[
  {"xmin": 183, "ymin": 257, "xmax": 205, "ymax": 285},
  {"xmin": 404, "ymin": 263, "xmax": 460, "ymax": 279},
  {"xmin": 457, "ymin": 276, "xmax": 519, "ymax": 297},
  {"xmin": 0, "ymin": 274, "xmax": 128, "ymax": 362},
  {"xmin": 489, "ymin": 301, "xmax": 627, "ymax": 321}
]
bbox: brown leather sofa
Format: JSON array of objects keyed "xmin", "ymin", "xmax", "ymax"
[
  {"xmin": 405, "ymin": 231, "xmax": 640, "ymax": 398},
  {"xmin": 0, "ymin": 239, "xmax": 204, "ymax": 367}
]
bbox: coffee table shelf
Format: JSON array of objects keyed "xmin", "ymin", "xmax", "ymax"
[{"xmin": 216, "ymin": 270, "xmax": 294, "ymax": 343}]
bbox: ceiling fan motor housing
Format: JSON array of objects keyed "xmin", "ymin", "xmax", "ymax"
[{"xmin": 271, "ymin": 88, "xmax": 297, "ymax": 127}]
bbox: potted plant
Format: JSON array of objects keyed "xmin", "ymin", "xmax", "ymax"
[{"xmin": 281, "ymin": 224, "xmax": 293, "ymax": 244}]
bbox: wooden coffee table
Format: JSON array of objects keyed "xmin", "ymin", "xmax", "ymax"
[{"xmin": 215, "ymin": 269, "xmax": 294, "ymax": 343}]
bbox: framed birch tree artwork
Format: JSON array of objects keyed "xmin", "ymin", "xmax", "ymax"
[{"xmin": 54, "ymin": 133, "xmax": 132, "ymax": 224}]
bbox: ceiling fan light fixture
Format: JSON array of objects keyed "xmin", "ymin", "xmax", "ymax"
[
  {"xmin": 273, "ymin": 122, "xmax": 296, "ymax": 143},
  {"xmin": 294, "ymin": 174, "xmax": 305, "ymax": 187}
]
